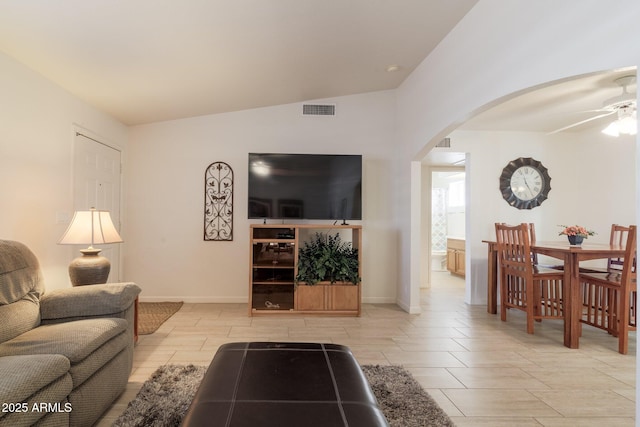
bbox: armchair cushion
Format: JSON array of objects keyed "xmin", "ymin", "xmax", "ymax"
[
  {"xmin": 0, "ymin": 299, "xmax": 40, "ymax": 344},
  {"xmin": 40, "ymin": 282, "xmax": 140, "ymax": 323},
  {"xmin": 0, "ymin": 240, "xmax": 44, "ymax": 305},
  {"xmin": 0, "ymin": 354, "xmax": 71, "ymax": 403},
  {"xmin": 0, "ymin": 240, "xmax": 45, "ymax": 343},
  {"xmin": 0, "ymin": 319, "xmax": 126, "ymax": 362},
  {"xmin": 0, "ymin": 318, "xmax": 129, "ymax": 387},
  {"xmin": 0, "ymin": 355, "xmax": 72, "ymax": 427}
]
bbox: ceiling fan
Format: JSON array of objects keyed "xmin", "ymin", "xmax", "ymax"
[{"xmin": 548, "ymin": 75, "xmax": 637, "ymax": 135}]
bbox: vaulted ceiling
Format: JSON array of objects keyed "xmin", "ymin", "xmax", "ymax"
[
  {"xmin": 0, "ymin": 0, "xmax": 478, "ymax": 125},
  {"xmin": 1, "ymin": 0, "xmax": 635, "ymax": 152}
]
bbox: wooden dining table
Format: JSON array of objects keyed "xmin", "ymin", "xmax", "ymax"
[{"xmin": 483, "ymin": 240, "xmax": 625, "ymax": 349}]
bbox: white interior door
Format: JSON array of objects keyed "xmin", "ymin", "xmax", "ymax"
[{"xmin": 73, "ymin": 131, "xmax": 122, "ymax": 282}]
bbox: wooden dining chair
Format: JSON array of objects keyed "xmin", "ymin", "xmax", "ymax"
[
  {"xmin": 499, "ymin": 222, "xmax": 543, "ymax": 266},
  {"xmin": 495, "ymin": 223, "xmax": 565, "ymax": 334},
  {"xmin": 607, "ymin": 224, "xmax": 633, "ymax": 271},
  {"xmin": 578, "ymin": 224, "xmax": 633, "ymax": 273},
  {"xmin": 526, "ymin": 222, "xmax": 568, "ymax": 270},
  {"xmin": 526, "ymin": 223, "xmax": 539, "ymax": 265},
  {"xmin": 580, "ymin": 225, "xmax": 636, "ymax": 354}
]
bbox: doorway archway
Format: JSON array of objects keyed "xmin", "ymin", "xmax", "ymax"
[{"xmin": 413, "ymin": 67, "xmax": 638, "ymax": 308}]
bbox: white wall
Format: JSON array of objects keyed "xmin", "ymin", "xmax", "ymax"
[
  {"xmin": 0, "ymin": 51, "xmax": 129, "ymax": 289},
  {"xmin": 126, "ymin": 91, "xmax": 398, "ymax": 303},
  {"xmin": 445, "ymin": 129, "xmax": 636, "ymax": 304},
  {"xmin": 395, "ymin": 3, "xmax": 640, "ymax": 416},
  {"xmin": 395, "ymin": 0, "xmax": 640, "ymax": 313},
  {"xmin": 1, "ymin": 1, "xmax": 636, "ymax": 312}
]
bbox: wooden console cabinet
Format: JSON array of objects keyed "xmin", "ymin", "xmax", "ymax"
[
  {"xmin": 446, "ymin": 237, "xmax": 465, "ymax": 277},
  {"xmin": 249, "ymin": 224, "xmax": 362, "ymax": 316}
]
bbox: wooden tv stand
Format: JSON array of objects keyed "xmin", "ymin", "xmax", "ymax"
[{"xmin": 249, "ymin": 224, "xmax": 362, "ymax": 316}]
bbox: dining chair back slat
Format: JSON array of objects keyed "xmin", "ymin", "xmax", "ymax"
[{"xmin": 608, "ymin": 224, "xmax": 633, "ymax": 271}]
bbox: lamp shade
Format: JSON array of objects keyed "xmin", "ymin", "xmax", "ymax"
[{"xmin": 59, "ymin": 208, "xmax": 123, "ymax": 246}]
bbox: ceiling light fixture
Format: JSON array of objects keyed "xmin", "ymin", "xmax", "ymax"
[
  {"xmin": 386, "ymin": 65, "xmax": 402, "ymax": 72},
  {"xmin": 601, "ymin": 105, "xmax": 637, "ymax": 137}
]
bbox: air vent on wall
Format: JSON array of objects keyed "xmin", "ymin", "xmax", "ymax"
[
  {"xmin": 302, "ymin": 104, "xmax": 336, "ymax": 116},
  {"xmin": 435, "ymin": 138, "xmax": 451, "ymax": 148}
]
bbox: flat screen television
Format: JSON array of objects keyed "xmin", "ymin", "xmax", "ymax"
[{"xmin": 248, "ymin": 153, "xmax": 362, "ymax": 221}]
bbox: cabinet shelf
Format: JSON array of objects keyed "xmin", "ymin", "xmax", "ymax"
[
  {"xmin": 252, "ymin": 264, "xmax": 295, "ymax": 268},
  {"xmin": 252, "ymin": 239, "xmax": 295, "ymax": 244},
  {"xmin": 253, "ymin": 281, "xmax": 294, "ymax": 286},
  {"xmin": 249, "ymin": 224, "xmax": 362, "ymax": 317}
]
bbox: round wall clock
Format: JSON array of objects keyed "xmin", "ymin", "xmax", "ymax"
[{"xmin": 499, "ymin": 157, "xmax": 551, "ymax": 210}]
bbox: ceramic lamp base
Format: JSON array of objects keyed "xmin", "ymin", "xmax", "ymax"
[{"xmin": 68, "ymin": 248, "xmax": 111, "ymax": 286}]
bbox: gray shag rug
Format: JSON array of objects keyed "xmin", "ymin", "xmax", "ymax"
[
  {"xmin": 362, "ymin": 365, "xmax": 455, "ymax": 427},
  {"xmin": 113, "ymin": 364, "xmax": 455, "ymax": 427}
]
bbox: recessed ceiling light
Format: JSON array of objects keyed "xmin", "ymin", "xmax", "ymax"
[{"xmin": 386, "ymin": 65, "xmax": 402, "ymax": 72}]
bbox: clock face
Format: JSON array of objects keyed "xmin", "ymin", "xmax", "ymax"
[
  {"xmin": 509, "ymin": 166, "xmax": 544, "ymax": 201},
  {"xmin": 499, "ymin": 157, "xmax": 551, "ymax": 209}
]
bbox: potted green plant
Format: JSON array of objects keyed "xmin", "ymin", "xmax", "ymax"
[{"xmin": 295, "ymin": 232, "xmax": 361, "ymax": 285}]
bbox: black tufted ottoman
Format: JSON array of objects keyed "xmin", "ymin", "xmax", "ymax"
[{"xmin": 181, "ymin": 342, "xmax": 388, "ymax": 427}]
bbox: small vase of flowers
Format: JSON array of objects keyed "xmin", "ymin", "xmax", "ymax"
[{"xmin": 558, "ymin": 225, "xmax": 596, "ymax": 245}]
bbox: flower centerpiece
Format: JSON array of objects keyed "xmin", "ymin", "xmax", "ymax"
[{"xmin": 558, "ymin": 225, "xmax": 596, "ymax": 245}]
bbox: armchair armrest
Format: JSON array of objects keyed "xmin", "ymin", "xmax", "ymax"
[{"xmin": 40, "ymin": 282, "xmax": 141, "ymax": 322}]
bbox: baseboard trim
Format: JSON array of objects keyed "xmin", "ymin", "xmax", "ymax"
[
  {"xmin": 396, "ymin": 298, "xmax": 422, "ymax": 314},
  {"xmin": 139, "ymin": 296, "xmax": 249, "ymax": 303},
  {"xmin": 139, "ymin": 296, "xmax": 400, "ymax": 305},
  {"xmin": 362, "ymin": 297, "xmax": 396, "ymax": 304}
]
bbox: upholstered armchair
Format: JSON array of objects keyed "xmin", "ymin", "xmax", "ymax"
[{"xmin": 0, "ymin": 239, "xmax": 140, "ymax": 427}]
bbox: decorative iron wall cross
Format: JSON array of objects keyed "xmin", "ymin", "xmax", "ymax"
[{"xmin": 204, "ymin": 162, "xmax": 233, "ymax": 241}]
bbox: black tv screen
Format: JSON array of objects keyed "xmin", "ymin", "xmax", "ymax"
[{"xmin": 248, "ymin": 153, "xmax": 362, "ymax": 220}]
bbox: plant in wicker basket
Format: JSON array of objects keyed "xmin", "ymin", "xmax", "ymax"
[{"xmin": 295, "ymin": 232, "xmax": 361, "ymax": 285}]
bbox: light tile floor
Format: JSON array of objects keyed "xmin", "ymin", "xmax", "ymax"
[{"xmin": 97, "ymin": 272, "xmax": 636, "ymax": 426}]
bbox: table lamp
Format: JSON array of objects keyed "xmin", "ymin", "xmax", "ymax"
[{"xmin": 58, "ymin": 207, "xmax": 123, "ymax": 286}]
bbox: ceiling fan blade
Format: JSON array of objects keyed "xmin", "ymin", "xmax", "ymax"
[{"xmin": 547, "ymin": 110, "xmax": 616, "ymax": 135}]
